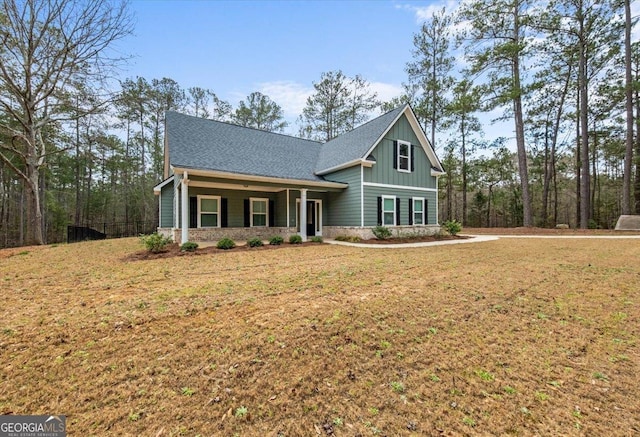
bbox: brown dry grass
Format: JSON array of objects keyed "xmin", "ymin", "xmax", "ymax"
[{"xmin": 1, "ymin": 236, "xmax": 639, "ymax": 436}]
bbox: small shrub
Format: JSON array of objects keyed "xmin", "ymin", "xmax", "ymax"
[
  {"xmin": 310, "ymin": 236, "xmax": 323, "ymax": 243},
  {"xmin": 372, "ymin": 225, "xmax": 392, "ymax": 240},
  {"xmin": 140, "ymin": 232, "xmax": 172, "ymax": 253},
  {"xmin": 180, "ymin": 241, "xmax": 198, "ymax": 252},
  {"xmin": 247, "ymin": 237, "xmax": 264, "ymax": 247},
  {"xmin": 289, "ymin": 234, "xmax": 303, "ymax": 244},
  {"xmin": 442, "ymin": 219, "xmax": 462, "ymax": 236},
  {"xmin": 269, "ymin": 235, "xmax": 284, "ymax": 245},
  {"xmin": 216, "ymin": 237, "xmax": 236, "ymax": 250}
]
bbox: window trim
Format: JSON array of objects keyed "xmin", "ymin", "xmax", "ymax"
[
  {"xmin": 382, "ymin": 195, "xmax": 396, "ymax": 226},
  {"xmin": 397, "ymin": 140, "xmax": 411, "ymax": 173},
  {"xmin": 250, "ymin": 197, "xmax": 269, "ymax": 227},
  {"xmin": 413, "ymin": 197, "xmax": 425, "ymax": 225},
  {"xmin": 197, "ymin": 195, "xmax": 221, "ymax": 228}
]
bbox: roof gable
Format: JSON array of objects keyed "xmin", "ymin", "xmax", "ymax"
[
  {"xmin": 316, "ymin": 104, "xmax": 444, "ymax": 174},
  {"xmin": 314, "ymin": 106, "xmax": 405, "ymax": 173}
]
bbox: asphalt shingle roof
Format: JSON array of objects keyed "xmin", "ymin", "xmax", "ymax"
[
  {"xmin": 314, "ymin": 106, "xmax": 405, "ymax": 172},
  {"xmin": 166, "ymin": 105, "xmax": 411, "ymax": 181},
  {"xmin": 166, "ymin": 112, "xmax": 325, "ymax": 181}
]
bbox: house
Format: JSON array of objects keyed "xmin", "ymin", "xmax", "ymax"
[{"xmin": 154, "ymin": 104, "xmax": 445, "ymax": 244}]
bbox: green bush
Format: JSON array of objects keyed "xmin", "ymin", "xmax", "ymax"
[
  {"xmin": 289, "ymin": 234, "xmax": 303, "ymax": 244},
  {"xmin": 180, "ymin": 241, "xmax": 199, "ymax": 252},
  {"xmin": 372, "ymin": 225, "xmax": 392, "ymax": 240},
  {"xmin": 443, "ymin": 219, "xmax": 462, "ymax": 236},
  {"xmin": 140, "ymin": 232, "xmax": 172, "ymax": 253},
  {"xmin": 247, "ymin": 237, "xmax": 264, "ymax": 247},
  {"xmin": 269, "ymin": 235, "xmax": 284, "ymax": 245},
  {"xmin": 310, "ymin": 236, "xmax": 323, "ymax": 243},
  {"xmin": 216, "ymin": 237, "xmax": 236, "ymax": 250}
]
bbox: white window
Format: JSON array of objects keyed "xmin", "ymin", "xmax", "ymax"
[
  {"xmin": 198, "ymin": 195, "xmax": 220, "ymax": 227},
  {"xmin": 397, "ymin": 140, "xmax": 411, "ymax": 172},
  {"xmin": 413, "ymin": 197, "xmax": 425, "ymax": 225},
  {"xmin": 382, "ymin": 196, "xmax": 396, "ymax": 226},
  {"xmin": 251, "ymin": 198, "xmax": 268, "ymax": 227}
]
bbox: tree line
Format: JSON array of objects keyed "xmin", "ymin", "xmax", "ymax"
[
  {"xmin": 395, "ymin": 0, "xmax": 639, "ymax": 230},
  {"xmin": 1, "ymin": 0, "xmax": 639, "ymax": 248}
]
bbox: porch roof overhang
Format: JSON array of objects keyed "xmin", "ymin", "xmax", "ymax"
[
  {"xmin": 315, "ymin": 158, "xmax": 375, "ymax": 176},
  {"xmin": 171, "ymin": 166, "xmax": 349, "ymax": 192}
]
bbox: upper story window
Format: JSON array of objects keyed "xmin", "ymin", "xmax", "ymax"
[{"xmin": 395, "ymin": 140, "xmax": 412, "ymax": 173}]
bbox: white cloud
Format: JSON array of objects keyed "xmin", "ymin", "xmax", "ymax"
[
  {"xmin": 256, "ymin": 80, "xmax": 314, "ymax": 119},
  {"xmin": 396, "ymin": 0, "xmax": 460, "ymax": 24},
  {"xmin": 370, "ymin": 81, "xmax": 405, "ymax": 105}
]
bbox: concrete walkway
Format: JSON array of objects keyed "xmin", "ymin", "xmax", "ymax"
[{"xmin": 325, "ymin": 233, "xmax": 640, "ymax": 249}]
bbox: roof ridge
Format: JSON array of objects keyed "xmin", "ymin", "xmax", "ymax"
[{"xmin": 167, "ymin": 110, "xmax": 322, "ymax": 145}]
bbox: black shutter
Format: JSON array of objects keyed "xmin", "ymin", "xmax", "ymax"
[
  {"xmin": 244, "ymin": 199, "xmax": 250, "ymax": 227},
  {"xmin": 396, "ymin": 198, "xmax": 401, "ymax": 225},
  {"xmin": 268, "ymin": 200, "xmax": 275, "ymax": 227},
  {"xmin": 408, "ymin": 198, "xmax": 413, "ymax": 225},
  {"xmin": 393, "ymin": 140, "xmax": 398, "ymax": 169},
  {"xmin": 221, "ymin": 198, "xmax": 228, "ymax": 228},
  {"xmin": 425, "ymin": 200, "xmax": 429, "ymax": 225},
  {"xmin": 410, "ymin": 145, "xmax": 415, "ymax": 172},
  {"xmin": 189, "ymin": 197, "xmax": 197, "ymax": 228},
  {"xmin": 377, "ymin": 196, "xmax": 382, "ymax": 226}
]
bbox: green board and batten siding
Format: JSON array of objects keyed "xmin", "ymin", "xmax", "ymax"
[
  {"xmin": 364, "ymin": 114, "xmax": 436, "ymax": 189},
  {"xmin": 326, "ymin": 166, "xmax": 361, "ymax": 226},
  {"xmin": 325, "ymin": 113, "xmax": 439, "ymax": 227},
  {"xmin": 160, "ymin": 183, "xmax": 174, "ymax": 227}
]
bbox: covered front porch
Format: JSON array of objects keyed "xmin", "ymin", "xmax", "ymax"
[{"xmin": 154, "ymin": 168, "xmax": 347, "ymax": 244}]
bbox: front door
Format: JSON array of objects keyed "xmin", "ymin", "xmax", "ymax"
[{"xmin": 306, "ymin": 201, "xmax": 316, "ymax": 237}]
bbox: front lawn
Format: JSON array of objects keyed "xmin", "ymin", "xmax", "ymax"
[{"xmin": 0, "ymin": 237, "xmax": 638, "ymax": 435}]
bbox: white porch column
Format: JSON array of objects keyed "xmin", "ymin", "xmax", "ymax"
[
  {"xmin": 181, "ymin": 172, "xmax": 189, "ymax": 245},
  {"xmin": 300, "ymin": 188, "xmax": 307, "ymax": 242}
]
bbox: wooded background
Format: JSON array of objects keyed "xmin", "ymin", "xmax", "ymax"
[{"xmin": 1, "ymin": 0, "xmax": 638, "ymax": 248}]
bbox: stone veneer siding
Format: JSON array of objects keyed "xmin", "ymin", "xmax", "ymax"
[
  {"xmin": 158, "ymin": 225, "xmax": 441, "ymax": 242},
  {"xmin": 158, "ymin": 227, "xmax": 297, "ymax": 242}
]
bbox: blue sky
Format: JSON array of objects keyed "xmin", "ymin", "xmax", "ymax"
[
  {"xmin": 119, "ymin": 0, "xmax": 441, "ymax": 132},
  {"xmin": 118, "ymin": 0, "xmax": 640, "ymax": 147}
]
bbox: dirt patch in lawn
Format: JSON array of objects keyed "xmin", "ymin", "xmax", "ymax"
[{"xmin": 1, "ymin": 237, "xmax": 639, "ymax": 436}]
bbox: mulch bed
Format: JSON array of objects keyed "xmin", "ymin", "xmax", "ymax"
[
  {"xmin": 356, "ymin": 234, "xmax": 470, "ymax": 244},
  {"xmin": 124, "ymin": 242, "xmax": 319, "ymax": 261}
]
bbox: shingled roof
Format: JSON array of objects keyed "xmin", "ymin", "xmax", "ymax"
[
  {"xmin": 165, "ymin": 104, "xmax": 437, "ymax": 182},
  {"xmin": 314, "ymin": 105, "xmax": 405, "ymax": 173},
  {"xmin": 166, "ymin": 112, "xmax": 325, "ymax": 182}
]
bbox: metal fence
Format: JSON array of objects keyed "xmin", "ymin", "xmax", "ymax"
[{"xmin": 67, "ymin": 221, "xmax": 157, "ymax": 243}]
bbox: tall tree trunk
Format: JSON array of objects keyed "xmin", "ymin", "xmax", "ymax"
[
  {"xmin": 579, "ymin": 14, "xmax": 590, "ymax": 228},
  {"xmin": 25, "ymin": 162, "xmax": 44, "ymax": 245},
  {"xmin": 635, "ymin": 82, "xmax": 640, "ymax": 213},
  {"xmin": 461, "ymin": 116, "xmax": 467, "ymax": 226},
  {"xmin": 622, "ymin": 0, "xmax": 633, "ymax": 214},
  {"xmin": 512, "ymin": 2, "xmax": 532, "ymax": 227}
]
